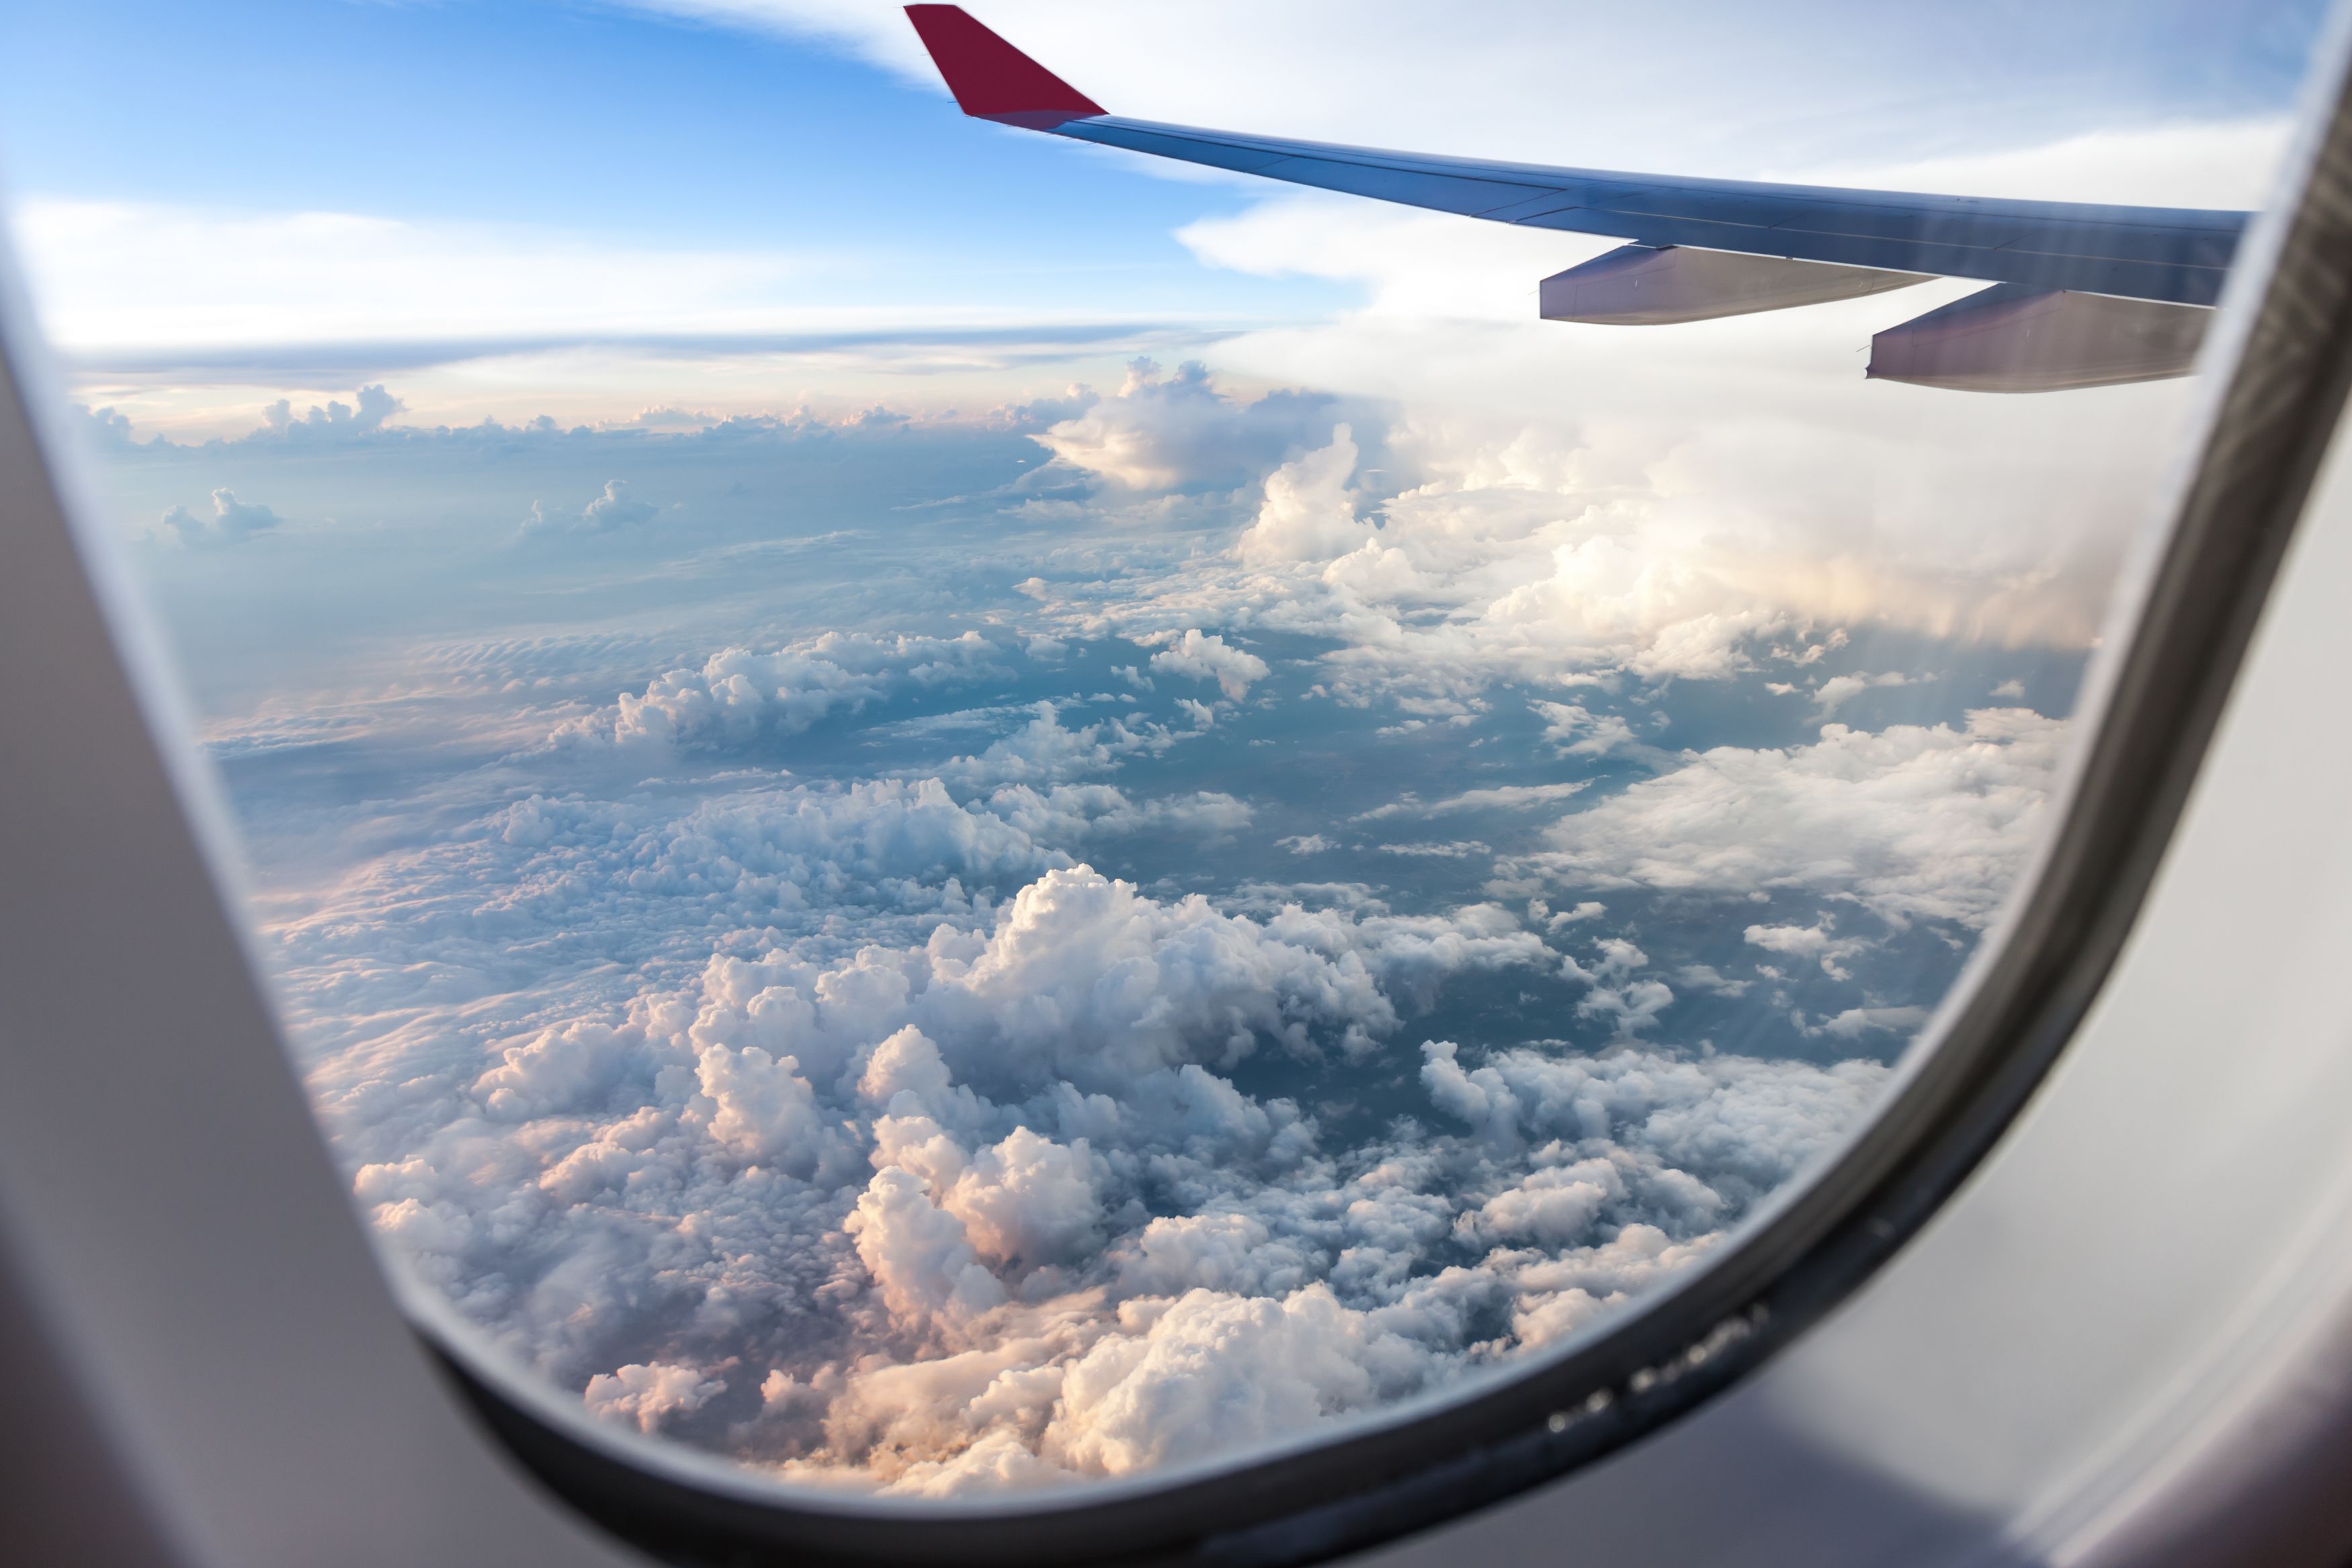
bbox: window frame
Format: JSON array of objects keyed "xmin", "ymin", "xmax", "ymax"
[{"xmin": 5, "ymin": 16, "xmax": 2352, "ymax": 1566}]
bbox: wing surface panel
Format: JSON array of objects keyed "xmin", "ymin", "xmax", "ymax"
[{"xmin": 1059, "ymin": 117, "xmax": 2245, "ymax": 304}]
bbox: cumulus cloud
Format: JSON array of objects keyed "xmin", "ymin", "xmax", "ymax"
[
  {"xmin": 339, "ymin": 871, "xmax": 1883, "ymax": 1487},
  {"xmin": 848, "ymin": 1166, "xmax": 1010, "ymax": 1332},
  {"xmin": 557, "ymin": 631, "xmax": 1008, "ymax": 751},
  {"xmin": 1532, "ymin": 701, "xmax": 1636, "ymax": 757},
  {"xmin": 1521, "ymin": 707, "xmax": 2063, "ymax": 929},
  {"xmin": 1003, "ymin": 363, "xmax": 2126, "ymax": 714},
  {"xmin": 1032, "ymin": 359, "xmax": 1347, "ymax": 492},
  {"xmin": 157, "ymin": 487, "xmax": 286, "ymax": 546},
  {"xmin": 1813, "ymin": 670, "xmax": 1913, "ymax": 715},
  {"xmin": 1046, "ymin": 1284, "xmax": 1419, "ymax": 1476},
  {"xmin": 1556, "ymin": 937, "xmax": 1675, "ymax": 1036},
  {"xmin": 937, "ymin": 702, "xmax": 1179, "ymax": 789},
  {"xmin": 526, "ymin": 479, "xmax": 665, "ymax": 535},
  {"xmin": 259, "ymin": 384, "xmax": 406, "ymax": 439},
  {"xmin": 272, "ymin": 633, "xmax": 1935, "ymax": 1489},
  {"xmin": 73, "ymin": 403, "xmax": 142, "ymax": 449},
  {"xmin": 1234, "ymin": 425, "xmax": 1368, "ymax": 564},
  {"xmin": 1745, "ymin": 920, "xmax": 1871, "ymax": 982},
  {"xmin": 585, "ymin": 1362, "xmax": 728, "ymax": 1434},
  {"xmin": 1146, "ymin": 629, "xmax": 1270, "ymax": 701},
  {"xmin": 913, "ymin": 864, "xmax": 1431, "ymax": 1081}
]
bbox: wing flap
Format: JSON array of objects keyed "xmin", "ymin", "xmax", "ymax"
[
  {"xmin": 1542, "ymin": 245, "xmax": 1932, "ymax": 325},
  {"xmin": 1867, "ymin": 286, "xmax": 2212, "ymax": 392}
]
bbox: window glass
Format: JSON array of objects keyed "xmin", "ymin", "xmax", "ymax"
[{"xmin": 0, "ymin": 0, "xmax": 2320, "ymax": 1497}]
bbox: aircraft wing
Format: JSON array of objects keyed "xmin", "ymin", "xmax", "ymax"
[{"xmin": 903, "ymin": 3, "xmax": 2251, "ymax": 391}]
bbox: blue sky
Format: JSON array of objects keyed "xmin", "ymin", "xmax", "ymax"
[
  {"xmin": 0, "ymin": 0, "xmax": 2329, "ymax": 432},
  {"xmin": 0, "ymin": 0, "xmax": 1218, "ymax": 242},
  {"xmin": 0, "ymin": 0, "xmax": 2326, "ymax": 223},
  {"xmin": 0, "ymin": 0, "xmax": 1347, "ymax": 369}
]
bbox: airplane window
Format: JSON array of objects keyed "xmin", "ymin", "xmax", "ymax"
[{"xmin": 0, "ymin": 0, "xmax": 2325, "ymax": 1539}]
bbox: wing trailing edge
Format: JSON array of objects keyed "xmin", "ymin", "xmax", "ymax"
[
  {"xmin": 1541, "ymin": 245, "xmax": 1934, "ymax": 326},
  {"xmin": 901, "ymin": 5, "xmax": 2242, "ymax": 390}
]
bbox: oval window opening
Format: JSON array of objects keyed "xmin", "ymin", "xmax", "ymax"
[{"xmin": 0, "ymin": 0, "xmax": 2327, "ymax": 1542}]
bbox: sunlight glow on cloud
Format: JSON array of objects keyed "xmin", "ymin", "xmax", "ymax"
[{"xmin": 7, "ymin": 198, "xmax": 1124, "ymax": 353}]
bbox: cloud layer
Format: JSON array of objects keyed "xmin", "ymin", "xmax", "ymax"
[{"xmin": 93, "ymin": 308, "xmax": 2100, "ymax": 1499}]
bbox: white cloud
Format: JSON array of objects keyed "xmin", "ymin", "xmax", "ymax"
[
  {"xmin": 155, "ymin": 487, "xmax": 284, "ymax": 546},
  {"xmin": 1235, "ymin": 426, "xmax": 1368, "ymax": 565},
  {"xmin": 1815, "ymin": 1005, "xmax": 1933, "ymax": 1041},
  {"xmin": 1745, "ymin": 920, "xmax": 1871, "ymax": 982},
  {"xmin": 1419, "ymin": 1040, "xmax": 1885, "ymax": 1195},
  {"xmin": 11, "ymin": 198, "xmax": 846, "ymax": 353},
  {"xmin": 1377, "ymin": 840, "xmax": 1490, "ymax": 860},
  {"xmin": 848, "ymin": 1166, "xmax": 1009, "ymax": 1334},
  {"xmin": 1033, "ymin": 359, "xmax": 1345, "ymax": 492},
  {"xmin": 979, "ymin": 781, "xmax": 1249, "ymax": 844},
  {"xmin": 1045, "ymin": 1285, "xmax": 1416, "ymax": 1476},
  {"xmin": 699, "ymin": 1035, "xmax": 827, "ymax": 1171},
  {"xmin": 263, "ymin": 384, "xmax": 405, "ymax": 436},
  {"xmin": 557, "ymin": 631, "xmax": 1008, "ymax": 751},
  {"xmin": 1812, "ymin": 670, "xmax": 1912, "ymax": 715},
  {"xmin": 1145, "ymin": 629, "xmax": 1270, "ymax": 701},
  {"xmin": 1558, "ymin": 937, "xmax": 1675, "ymax": 1036},
  {"xmin": 993, "ymin": 347, "xmax": 2147, "ymax": 722},
  {"xmin": 1532, "ymin": 701, "xmax": 1636, "ymax": 756},
  {"xmin": 525, "ymin": 479, "xmax": 666, "ymax": 535},
  {"xmin": 941, "ymin": 1127, "xmax": 1106, "ymax": 1271},
  {"xmin": 938, "ymin": 703, "xmax": 1185, "ymax": 788},
  {"xmin": 583, "ymin": 1362, "xmax": 728, "ymax": 1434},
  {"xmin": 1677, "ymin": 963, "xmax": 1751, "ymax": 999},
  {"xmin": 1521, "ymin": 708, "xmax": 2064, "ymax": 928},
  {"xmin": 476, "ymin": 1019, "xmax": 643, "ymax": 1121},
  {"xmin": 1357, "ymin": 781, "xmax": 1588, "ymax": 821},
  {"xmin": 918, "ymin": 865, "xmax": 1409, "ymax": 1080}
]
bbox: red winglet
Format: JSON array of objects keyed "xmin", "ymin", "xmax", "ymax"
[{"xmin": 904, "ymin": 5, "xmax": 1107, "ymax": 128}]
